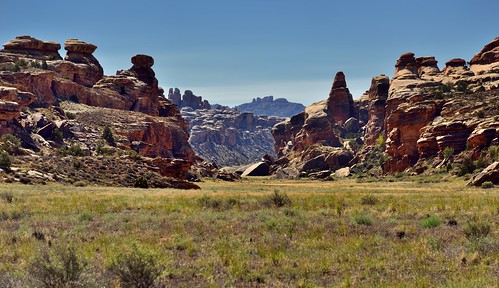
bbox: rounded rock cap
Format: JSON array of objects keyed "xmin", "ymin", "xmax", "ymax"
[
  {"xmin": 64, "ymin": 39, "xmax": 97, "ymax": 54},
  {"xmin": 131, "ymin": 54, "xmax": 154, "ymax": 68},
  {"xmin": 445, "ymin": 58, "xmax": 466, "ymax": 67}
]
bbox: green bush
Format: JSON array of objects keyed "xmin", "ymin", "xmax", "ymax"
[
  {"xmin": 442, "ymin": 147, "xmax": 454, "ymax": 160},
  {"xmin": 0, "ymin": 151, "xmax": 11, "ymax": 168},
  {"xmin": 102, "ymin": 126, "xmax": 116, "ymax": 146},
  {"xmin": 110, "ymin": 244, "xmax": 161, "ymax": 288},
  {"xmin": 65, "ymin": 112, "xmax": 76, "ymax": 120},
  {"xmin": 463, "ymin": 219, "xmax": 491, "ymax": 241},
  {"xmin": 134, "ymin": 177, "xmax": 149, "ymax": 189},
  {"xmin": 353, "ymin": 214, "xmax": 373, "ymax": 226},
  {"xmin": 0, "ymin": 192, "xmax": 14, "ymax": 203},
  {"xmin": 421, "ymin": 215, "xmax": 441, "ymax": 228},
  {"xmin": 480, "ymin": 181, "xmax": 494, "ymax": 189},
  {"xmin": 262, "ymin": 190, "xmax": 292, "ymax": 208},
  {"xmin": 30, "ymin": 244, "xmax": 87, "ymax": 287},
  {"xmin": 0, "ymin": 134, "xmax": 21, "ymax": 155},
  {"xmin": 360, "ymin": 195, "xmax": 378, "ymax": 205},
  {"xmin": 41, "ymin": 60, "xmax": 48, "ymax": 70},
  {"xmin": 456, "ymin": 157, "xmax": 475, "ymax": 177},
  {"xmin": 58, "ymin": 145, "xmax": 84, "ymax": 157},
  {"xmin": 375, "ymin": 134, "xmax": 385, "ymax": 149}
]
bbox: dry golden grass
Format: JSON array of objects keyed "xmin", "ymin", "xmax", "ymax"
[{"xmin": 0, "ymin": 177, "xmax": 498, "ymax": 287}]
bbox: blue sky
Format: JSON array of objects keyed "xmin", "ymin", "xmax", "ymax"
[{"xmin": 2, "ymin": 0, "xmax": 498, "ymax": 106}]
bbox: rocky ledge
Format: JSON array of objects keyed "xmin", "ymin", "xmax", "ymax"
[{"xmin": 0, "ymin": 35, "xmax": 197, "ymax": 188}]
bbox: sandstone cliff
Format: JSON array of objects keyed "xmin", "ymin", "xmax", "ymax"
[
  {"xmin": 271, "ymin": 36, "xmax": 499, "ymax": 182},
  {"xmin": 182, "ymin": 107, "xmax": 283, "ymax": 166},
  {"xmin": 0, "ymin": 35, "xmax": 196, "ymax": 187}
]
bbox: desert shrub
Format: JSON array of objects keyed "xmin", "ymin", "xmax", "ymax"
[
  {"xmin": 442, "ymin": 147, "xmax": 454, "ymax": 160},
  {"xmin": 52, "ymin": 128, "xmax": 64, "ymax": 142},
  {"xmin": 11, "ymin": 63, "xmax": 21, "ymax": 72},
  {"xmin": 78, "ymin": 212, "xmax": 93, "ymax": 222},
  {"xmin": 72, "ymin": 159, "xmax": 82, "ymax": 170},
  {"xmin": 0, "ymin": 134, "xmax": 21, "ymax": 155},
  {"xmin": 102, "ymin": 126, "xmax": 116, "ymax": 146},
  {"xmin": 474, "ymin": 157, "xmax": 489, "ymax": 170},
  {"xmin": 73, "ymin": 181, "xmax": 86, "ymax": 187},
  {"xmin": 463, "ymin": 219, "xmax": 491, "ymax": 241},
  {"xmin": 353, "ymin": 214, "xmax": 373, "ymax": 226},
  {"xmin": 480, "ymin": 181, "xmax": 494, "ymax": 189},
  {"xmin": 15, "ymin": 59, "xmax": 28, "ymax": 68},
  {"xmin": 30, "ymin": 61, "xmax": 41, "ymax": 69},
  {"xmin": 488, "ymin": 145, "xmax": 499, "ymax": 160},
  {"xmin": 198, "ymin": 195, "xmax": 223, "ymax": 210},
  {"xmin": 30, "ymin": 244, "xmax": 87, "ymax": 288},
  {"xmin": 0, "ymin": 192, "xmax": 14, "ymax": 203},
  {"xmin": 58, "ymin": 145, "xmax": 84, "ymax": 157},
  {"xmin": 0, "ymin": 151, "xmax": 11, "ymax": 168},
  {"xmin": 421, "ymin": 215, "xmax": 441, "ymax": 228},
  {"xmin": 110, "ymin": 244, "xmax": 161, "ymax": 288},
  {"xmin": 456, "ymin": 157, "xmax": 475, "ymax": 177},
  {"xmin": 96, "ymin": 140, "xmax": 115, "ymax": 155},
  {"xmin": 360, "ymin": 195, "xmax": 378, "ymax": 205},
  {"xmin": 134, "ymin": 177, "xmax": 149, "ymax": 189},
  {"xmin": 262, "ymin": 190, "xmax": 292, "ymax": 208},
  {"xmin": 41, "ymin": 60, "xmax": 48, "ymax": 70},
  {"xmin": 455, "ymin": 80, "xmax": 469, "ymax": 93},
  {"xmin": 375, "ymin": 134, "xmax": 385, "ymax": 149},
  {"xmin": 65, "ymin": 112, "xmax": 76, "ymax": 120}
]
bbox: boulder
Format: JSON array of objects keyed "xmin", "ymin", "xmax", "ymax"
[
  {"xmin": 300, "ymin": 155, "xmax": 328, "ymax": 173},
  {"xmin": 467, "ymin": 128, "xmax": 496, "ymax": 149},
  {"xmin": 467, "ymin": 161, "xmax": 499, "ymax": 186},
  {"xmin": 242, "ymin": 161, "xmax": 270, "ymax": 176},
  {"xmin": 334, "ymin": 167, "xmax": 351, "ymax": 178}
]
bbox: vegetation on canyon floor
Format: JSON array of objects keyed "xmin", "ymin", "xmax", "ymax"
[{"xmin": 0, "ymin": 178, "xmax": 497, "ymax": 287}]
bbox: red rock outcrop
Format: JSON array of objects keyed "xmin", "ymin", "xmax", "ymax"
[
  {"xmin": 470, "ymin": 37, "xmax": 499, "ymax": 66},
  {"xmin": 327, "ymin": 72, "xmax": 355, "ymax": 124},
  {"xmin": 47, "ymin": 39, "xmax": 104, "ymax": 87},
  {"xmin": 363, "ymin": 75, "xmax": 389, "ymax": 146},
  {"xmin": 0, "ymin": 101, "xmax": 20, "ymax": 121},
  {"xmin": 2, "ymin": 35, "xmax": 62, "ymax": 60}
]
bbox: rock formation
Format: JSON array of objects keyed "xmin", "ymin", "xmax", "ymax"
[
  {"xmin": 327, "ymin": 72, "xmax": 356, "ymax": 124},
  {"xmin": 0, "ymin": 35, "xmax": 196, "ymax": 187},
  {"xmin": 182, "ymin": 107, "xmax": 282, "ymax": 166},
  {"xmin": 2, "ymin": 35, "xmax": 62, "ymax": 60},
  {"xmin": 167, "ymin": 88, "xmax": 211, "ymax": 110},
  {"xmin": 270, "ymin": 36, "xmax": 499, "ymax": 180},
  {"xmin": 235, "ymin": 96, "xmax": 306, "ymax": 117}
]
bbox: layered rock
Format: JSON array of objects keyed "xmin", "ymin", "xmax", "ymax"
[
  {"xmin": 48, "ymin": 39, "xmax": 104, "ymax": 87},
  {"xmin": 167, "ymin": 89, "xmax": 211, "ymax": 110},
  {"xmin": 363, "ymin": 75, "xmax": 389, "ymax": 146},
  {"xmin": 0, "ymin": 35, "xmax": 197, "ymax": 185},
  {"xmin": 235, "ymin": 96, "xmax": 306, "ymax": 117},
  {"xmin": 2, "ymin": 35, "xmax": 62, "ymax": 60},
  {"xmin": 183, "ymin": 108, "xmax": 282, "ymax": 166},
  {"xmin": 327, "ymin": 72, "xmax": 355, "ymax": 124}
]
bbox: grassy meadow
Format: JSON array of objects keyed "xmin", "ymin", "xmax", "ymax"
[{"xmin": 0, "ymin": 176, "xmax": 498, "ymax": 287}]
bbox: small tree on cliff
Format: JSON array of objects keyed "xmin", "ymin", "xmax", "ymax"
[{"xmin": 102, "ymin": 126, "xmax": 116, "ymax": 147}]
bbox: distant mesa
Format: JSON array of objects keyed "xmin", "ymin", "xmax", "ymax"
[{"xmin": 235, "ymin": 96, "xmax": 306, "ymax": 117}]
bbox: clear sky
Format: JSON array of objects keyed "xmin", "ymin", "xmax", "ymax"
[{"xmin": 1, "ymin": 0, "xmax": 498, "ymax": 106}]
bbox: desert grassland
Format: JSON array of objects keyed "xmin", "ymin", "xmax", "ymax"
[{"xmin": 0, "ymin": 177, "xmax": 498, "ymax": 287}]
